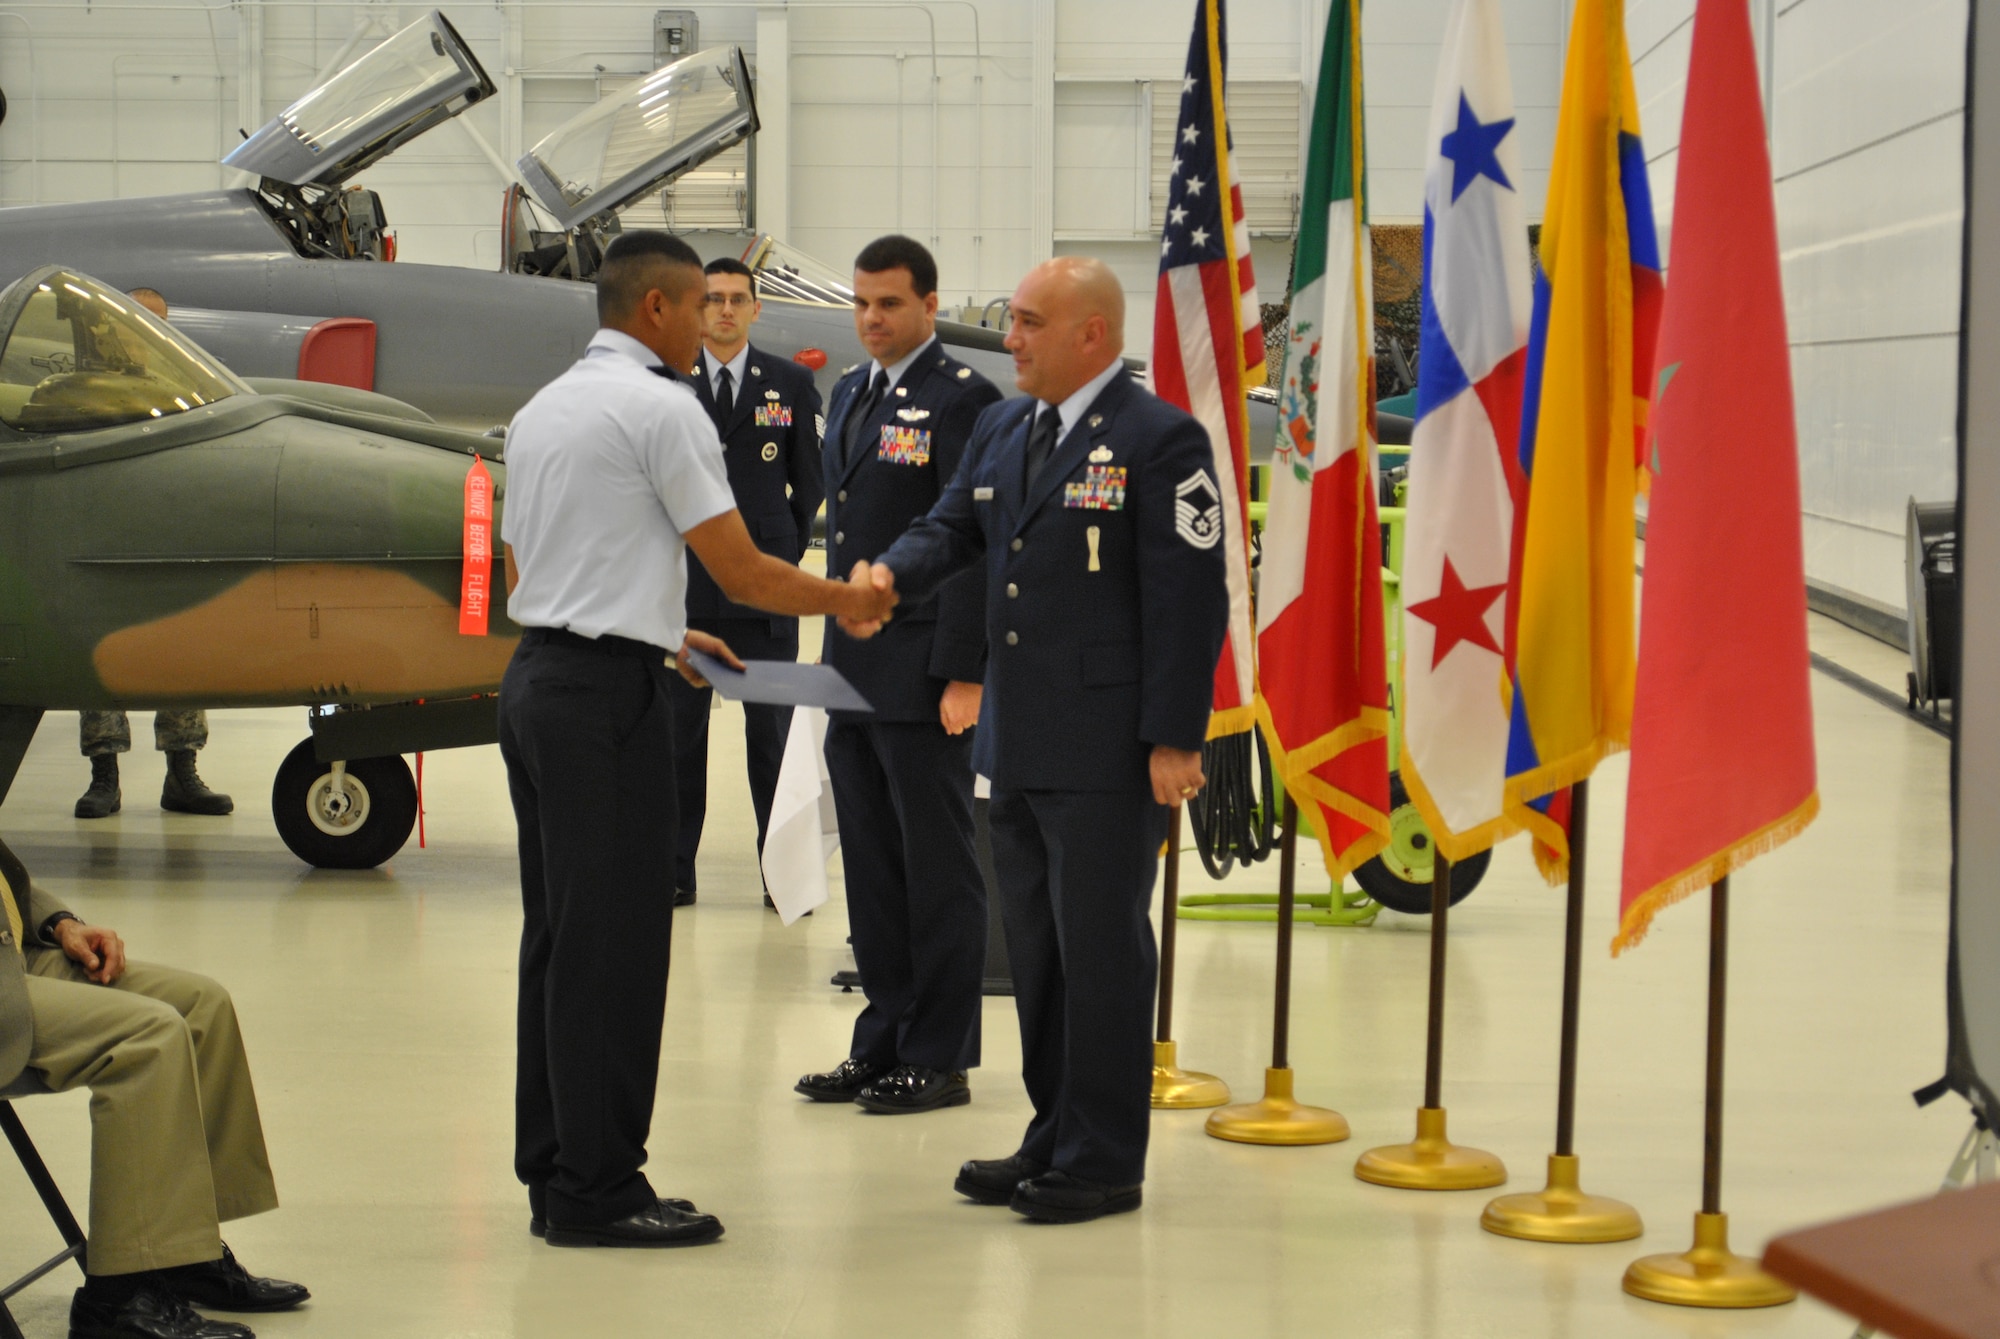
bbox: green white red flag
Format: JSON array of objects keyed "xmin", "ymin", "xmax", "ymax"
[
  {"xmin": 1616, "ymin": 0, "xmax": 1817, "ymax": 953},
  {"xmin": 1259, "ymin": 0, "xmax": 1390, "ymax": 878}
]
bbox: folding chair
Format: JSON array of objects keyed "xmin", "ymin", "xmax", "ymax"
[{"xmin": 0, "ymin": 1080, "xmax": 86, "ymax": 1339}]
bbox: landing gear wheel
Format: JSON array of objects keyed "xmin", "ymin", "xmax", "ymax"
[
  {"xmin": 1351, "ymin": 773, "xmax": 1488, "ymax": 915},
  {"xmin": 271, "ymin": 740, "xmax": 417, "ymax": 869}
]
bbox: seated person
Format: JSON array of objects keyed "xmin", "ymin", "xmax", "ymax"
[{"xmin": 0, "ymin": 838, "xmax": 305, "ymax": 1339}]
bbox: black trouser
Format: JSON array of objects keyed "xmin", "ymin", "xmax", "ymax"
[
  {"xmin": 824, "ymin": 718, "xmax": 984, "ymax": 1073},
  {"xmin": 499, "ymin": 628, "xmax": 678, "ymax": 1228},
  {"xmin": 667, "ymin": 617, "xmax": 798, "ymax": 892},
  {"xmin": 989, "ymin": 787, "xmax": 1167, "ymax": 1188}
]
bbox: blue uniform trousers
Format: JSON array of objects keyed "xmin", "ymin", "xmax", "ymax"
[
  {"xmin": 499, "ymin": 628, "xmax": 678, "ymax": 1228},
  {"xmin": 989, "ymin": 787, "xmax": 1168, "ymax": 1188},
  {"xmin": 666, "ymin": 617, "xmax": 797, "ymax": 891},
  {"xmin": 824, "ymin": 719, "xmax": 984, "ymax": 1073}
]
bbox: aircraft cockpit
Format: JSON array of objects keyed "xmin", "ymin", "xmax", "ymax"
[
  {"xmin": 225, "ymin": 9, "xmax": 494, "ymax": 262},
  {"xmin": 0, "ymin": 269, "xmax": 247, "ymax": 436},
  {"xmin": 506, "ymin": 46, "xmax": 758, "ymax": 281}
]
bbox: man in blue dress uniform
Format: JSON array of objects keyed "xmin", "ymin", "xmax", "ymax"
[
  {"xmin": 669, "ymin": 257, "xmax": 826, "ymax": 907},
  {"xmin": 849, "ymin": 256, "xmax": 1228, "ymax": 1221},
  {"xmin": 794, "ymin": 236, "xmax": 1003, "ymax": 1114}
]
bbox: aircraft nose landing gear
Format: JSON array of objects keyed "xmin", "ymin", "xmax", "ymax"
[{"xmin": 272, "ymin": 741, "xmax": 417, "ymax": 869}]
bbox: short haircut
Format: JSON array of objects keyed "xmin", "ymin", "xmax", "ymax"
[
  {"xmin": 853, "ymin": 234, "xmax": 937, "ymax": 298},
  {"xmin": 127, "ymin": 286, "xmax": 167, "ymax": 316},
  {"xmin": 704, "ymin": 256, "xmax": 757, "ymax": 298},
  {"xmin": 597, "ymin": 231, "xmax": 705, "ymax": 324}
]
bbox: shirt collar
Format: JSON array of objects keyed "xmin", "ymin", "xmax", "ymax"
[
  {"xmin": 869, "ymin": 334, "xmax": 939, "ymax": 393},
  {"xmin": 1041, "ymin": 360, "xmax": 1124, "ymax": 440},
  {"xmin": 702, "ymin": 342, "xmax": 751, "ymax": 393},
  {"xmin": 587, "ymin": 328, "xmax": 669, "ymax": 372}
]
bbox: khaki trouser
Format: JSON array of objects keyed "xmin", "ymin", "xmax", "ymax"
[{"xmin": 23, "ymin": 953, "xmax": 278, "ymax": 1274}]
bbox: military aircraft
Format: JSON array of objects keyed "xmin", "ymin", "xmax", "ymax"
[
  {"xmin": 0, "ymin": 12, "xmax": 1278, "ymax": 440},
  {"xmin": 0, "ymin": 264, "xmax": 518, "ymax": 870}
]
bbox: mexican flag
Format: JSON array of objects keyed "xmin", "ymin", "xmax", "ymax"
[{"xmin": 1258, "ymin": 0, "xmax": 1390, "ymax": 879}]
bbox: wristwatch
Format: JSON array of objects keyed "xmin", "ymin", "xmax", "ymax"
[{"xmin": 38, "ymin": 911, "xmax": 78, "ymax": 945}]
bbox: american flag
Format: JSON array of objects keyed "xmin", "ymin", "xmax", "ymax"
[{"xmin": 1149, "ymin": 0, "xmax": 1265, "ymax": 737}]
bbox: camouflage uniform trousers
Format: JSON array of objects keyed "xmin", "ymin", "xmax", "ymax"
[{"xmin": 79, "ymin": 710, "xmax": 209, "ymax": 758}]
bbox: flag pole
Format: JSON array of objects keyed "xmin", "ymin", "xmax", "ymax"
[
  {"xmin": 1355, "ymin": 850, "xmax": 1507, "ymax": 1189},
  {"xmin": 1205, "ymin": 795, "xmax": 1350, "ymax": 1145},
  {"xmin": 1481, "ymin": 780, "xmax": 1643, "ymax": 1240},
  {"xmin": 1152, "ymin": 805, "xmax": 1231, "ymax": 1108},
  {"xmin": 1623, "ymin": 875, "xmax": 1797, "ymax": 1306}
]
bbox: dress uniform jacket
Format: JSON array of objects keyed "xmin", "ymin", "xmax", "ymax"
[
  {"xmin": 881, "ymin": 368, "xmax": 1228, "ymax": 785},
  {"xmin": 684, "ymin": 346, "xmax": 824, "ymax": 627},
  {"xmin": 821, "ymin": 342, "xmax": 1001, "ymax": 721},
  {"xmin": 878, "ymin": 367, "xmax": 1228, "ymax": 1186}
]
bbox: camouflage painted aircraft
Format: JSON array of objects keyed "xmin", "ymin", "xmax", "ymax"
[
  {"xmin": 0, "ymin": 265, "xmax": 516, "ymax": 869},
  {"xmin": 0, "ymin": 12, "xmax": 1280, "ymax": 438}
]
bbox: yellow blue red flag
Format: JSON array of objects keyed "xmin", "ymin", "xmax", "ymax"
[{"xmin": 1502, "ymin": 0, "xmax": 1663, "ymax": 879}]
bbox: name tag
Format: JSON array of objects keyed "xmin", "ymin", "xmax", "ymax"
[
  {"xmin": 973, "ymin": 486, "xmax": 995, "ymax": 501},
  {"xmin": 878, "ymin": 425, "xmax": 932, "ymax": 466},
  {"xmin": 1063, "ymin": 465, "xmax": 1127, "ymax": 511},
  {"xmin": 754, "ymin": 404, "xmax": 793, "ymax": 427}
]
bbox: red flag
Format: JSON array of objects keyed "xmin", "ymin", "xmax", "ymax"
[{"xmin": 1615, "ymin": 0, "xmax": 1817, "ymax": 953}]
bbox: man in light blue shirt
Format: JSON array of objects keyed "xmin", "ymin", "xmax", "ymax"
[{"xmin": 497, "ymin": 231, "xmax": 893, "ymax": 1251}]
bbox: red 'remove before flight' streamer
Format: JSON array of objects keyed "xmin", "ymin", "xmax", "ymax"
[{"xmin": 460, "ymin": 455, "xmax": 494, "ymax": 636}]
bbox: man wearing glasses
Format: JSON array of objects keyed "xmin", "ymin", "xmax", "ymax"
[{"xmin": 668, "ymin": 257, "xmax": 826, "ymax": 908}]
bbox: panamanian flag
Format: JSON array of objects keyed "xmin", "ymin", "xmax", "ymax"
[{"xmin": 1398, "ymin": 0, "xmax": 1533, "ymax": 860}]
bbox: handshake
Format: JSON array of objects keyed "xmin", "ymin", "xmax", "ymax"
[{"xmin": 837, "ymin": 561, "xmax": 899, "ymax": 640}]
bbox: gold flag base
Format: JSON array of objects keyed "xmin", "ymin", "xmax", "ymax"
[
  {"xmin": 1481, "ymin": 1153, "xmax": 1643, "ymax": 1242},
  {"xmin": 1354, "ymin": 1107, "xmax": 1507, "ymax": 1190},
  {"xmin": 1204, "ymin": 1067, "xmax": 1349, "ymax": 1145},
  {"xmin": 1623, "ymin": 1212, "xmax": 1796, "ymax": 1308},
  {"xmin": 1151, "ymin": 1040, "xmax": 1231, "ymax": 1109}
]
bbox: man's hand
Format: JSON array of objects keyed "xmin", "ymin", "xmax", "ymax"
[
  {"xmin": 940, "ymin": 680, "xmax": 983, "ymax": 735},
  {"xmin": 55, "ymin": 920, "xmax": 125, "ymax": 985},
  {"xmin": 836, "ymin": 561, "xmax": 898, "ymax": 640},
  {"xmin": 1150, "ymin": 746, "xmax": 1206, "ymax": 808},
  {"xmin": 676, "ymin": 629, "xmax": 746, "ymax": 687}
]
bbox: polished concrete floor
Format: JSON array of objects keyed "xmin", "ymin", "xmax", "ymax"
[{"xmin": 0, "ymin": 611, "xmax": 1961, "ymax": 1337}]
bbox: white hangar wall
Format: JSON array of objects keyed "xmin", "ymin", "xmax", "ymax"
[
  {"xmin": 1631, "ymin": 0, "xmax": 1967, "ymax": 618},
  {"xmin": 0, "ymin": 0, "xmax": 1966, "ymax": 616}
]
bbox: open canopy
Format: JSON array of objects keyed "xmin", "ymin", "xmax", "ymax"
[
  {"xmin": 519, "ymin": 46, "xmax": 758, "ymax": 231},
  {"xmin": 224, "ymin": 9, "xmax": 493, "ymax": 188},
  {"xmin": 0, "ymin": 269, "xmax": 248, "ymax": 436}
]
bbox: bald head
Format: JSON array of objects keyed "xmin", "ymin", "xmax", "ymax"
[{"xmin": 1004, "ymin": 256, "xmax": 1126, "ymax": 404}]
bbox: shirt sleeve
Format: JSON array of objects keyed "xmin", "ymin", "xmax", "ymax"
[{"xmin": 639, "ymin": 398, "xmax": 738, "ymax": 535}]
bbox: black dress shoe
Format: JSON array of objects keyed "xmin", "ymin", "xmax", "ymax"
[
  {"xmin": 674, "ymin": 888, "xmax": 696, "ymax": 907},
  {"xmin": 145, "ymin": 1245, "xmax": 307, "ymax": 1313},
  {"xmin": 793, "ymin": 1058, "xmax": 882, "ymax": 1102},
  {"xmin": 544, "ymin": 1200, "xmax": 723, "ymax": 1248},
  {"xmin": 855, "ymin": 1065, "xmax": 971, "ymax": 1114},
  {"xmin": 69, "ymin": 1286, "xmax": 254, "ymax": 1339},
  {"xmin": 1009, "ymin": 1169, "xmax": 1142, "ymax": 1223},
  {"xmin": 954, "ymin": 1153, "xmax": 1049, "ymax": 1205},
  {"xmin": 531, "ymin": 1197, "xmax": 694, "ymax": 1238}
]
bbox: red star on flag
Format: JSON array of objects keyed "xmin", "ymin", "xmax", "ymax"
[{"xmin": 1407, "ymin": 557, "xmax": 1506, "ymax": 669}]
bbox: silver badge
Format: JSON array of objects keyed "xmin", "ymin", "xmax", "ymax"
[
  {"xmin": 765, "ymin": 389, "xmax": 780, "ymax": 400},
  {"xmin": 1175, "ymin": 471, "xmax": 1223, "ymax": 550},
  {"xmin": 896, "ymin": 407, "xmax": 931, "ymax": 423},
  {"xmin": 751, "ymin": 366, "xmax": 762, "ymax": 376},
  {"xmin": 1089, "ymin": 445, "xmax": 1112, "ymax": 464},
  {"xmin": 761, "ymin": 442, "xmax": 778, "ymax": 462}
]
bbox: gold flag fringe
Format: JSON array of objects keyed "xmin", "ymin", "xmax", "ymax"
[{"xmin": 1609, "ymin": 789, "xmax": 1820, "ymax": 957}]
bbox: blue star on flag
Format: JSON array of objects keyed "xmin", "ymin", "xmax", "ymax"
[{"xmin": 1439, "ymin": 93, "xmax": 1514, "ymax": 202}]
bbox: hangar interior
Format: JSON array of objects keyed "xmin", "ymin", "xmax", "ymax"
[{"xmin": 0, "ymin": 1, "xmax": 1978, "ymax": 1336}]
